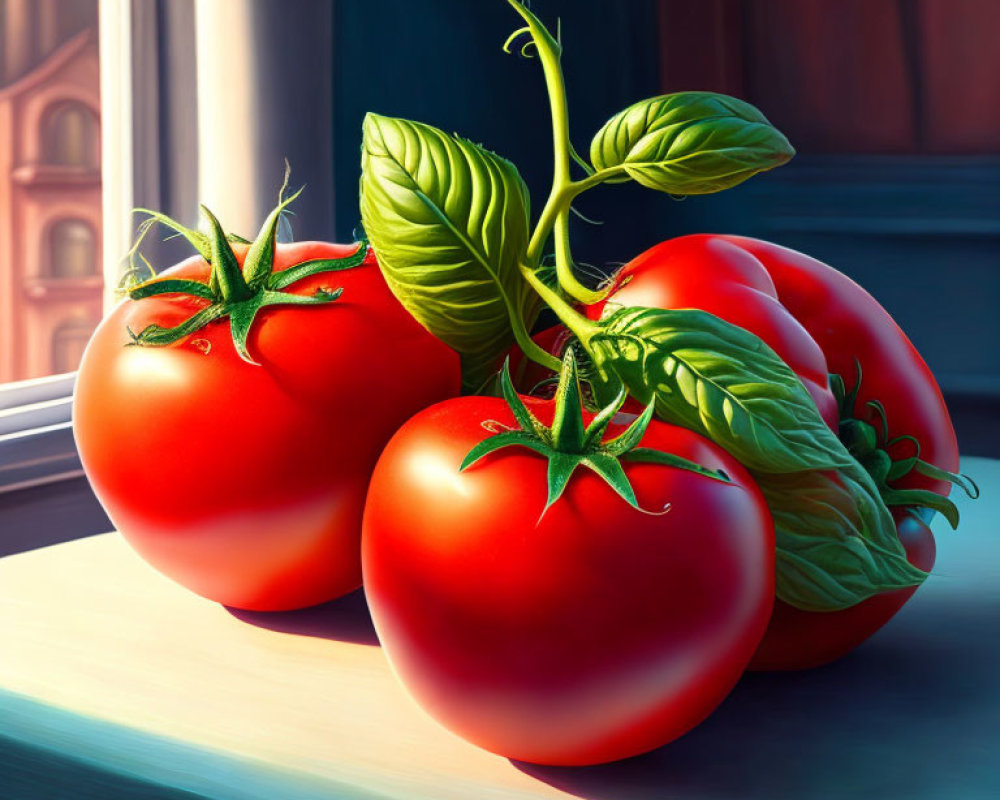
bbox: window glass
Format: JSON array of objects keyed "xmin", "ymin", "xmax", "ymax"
[
  {"xmin": 48, "ymin": 219, "xmax": 97, "ymax": 278},
  {"xmin": 44, "ymin": 103, "xmax": 100, "ymax": 168},
  {"xmin": 0, "ymin": 1, "xmax": 100, "ymax": 383}
]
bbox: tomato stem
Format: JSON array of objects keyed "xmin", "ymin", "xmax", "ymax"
[{"xmin": 508, "ymin": 1, "xmax": 610, "ymax": 309}]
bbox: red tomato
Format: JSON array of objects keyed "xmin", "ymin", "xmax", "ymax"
[
  {"xmin": 362, "ymin": 396, "xmax": 773, "ymax": 765},
  {"xmin": 74, "ymin": 242, "xmax": 460, "ymax": 611},
  {"xmin": 588, "ymin": 234, "xmax": 959, "ymax": 669}
]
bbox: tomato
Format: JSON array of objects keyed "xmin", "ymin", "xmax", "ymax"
[
  {"xmin": 361, "ymin": 386, "xmax": 773, "ymax": 766},
  {"xmin": 588, "ymin": 234, "xmax": 959, "ymax": 669},
  {"xmin": 74, "ymin": 239, "xmax": 460, "ymax": 611}
]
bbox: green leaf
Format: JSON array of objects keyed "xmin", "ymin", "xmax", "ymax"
[
  {"xmin": 755, "ymin": 464, "xmax": 928, "ymax": 611},
  {"xmin": 589, "ymin": 92, "xmax": 794, "ymax": 195},
  {"xmin": 589, "ymin": 306, "xmax": 853, "ymax": 474},
  {"xmin": 360, "ymin": 113, "xmax": 540, "ymax": 392}
]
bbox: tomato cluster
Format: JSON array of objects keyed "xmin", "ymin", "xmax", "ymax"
[{"xmin": 72, "ymin": 0, "xmax": 974, "ymax": 772}]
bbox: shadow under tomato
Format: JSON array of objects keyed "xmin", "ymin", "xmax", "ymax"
[
  {"xmin": 225, "ymin": 588, "xmax": 379, "ymax": 646},
  {"xmin": 512, "ymin": 598, "xmax": 1000, "ymax": 800}
]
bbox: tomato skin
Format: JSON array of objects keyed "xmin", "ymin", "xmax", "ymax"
[
  {"xmin": 362, "ymin": 396, "xmax": 774, "ymax": 765},
  {"xmin": 74, "ymin": 242, "xmax": 460, "ymax": 611},
  {"xmin": 589, "ymin": 234, "xmax": 958, "ymax": 669}
]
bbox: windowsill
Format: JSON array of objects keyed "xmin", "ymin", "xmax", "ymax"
[
  {"xmin": 23, "ymin": 276, "xmax": 104, "ymax": 300},
  {"xmin": 11, "ymin": 164, "xmax": 101, "ymax": 187},
  {"xmin": 0, "ymin": 462, "xmax": 994, "ymax": 799}
]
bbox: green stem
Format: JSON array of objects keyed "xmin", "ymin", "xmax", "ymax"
[
  {"xmin": 553, "ymin": 209, "xmax": 604, "ymax": 305},
  {"xmin": 526, "ymin": 184, "xmax": 575, "ymax": 266},
  {"xmin": 509, "ymin": 1, "xmax": 605, "ymax": 307},
  {"xmin": 519, "ymin": 262, "xmax": 599, "ymax": 347},
  {"xmin": 510, "ymin": 300, "xmax": 561, "ymax": 372}
]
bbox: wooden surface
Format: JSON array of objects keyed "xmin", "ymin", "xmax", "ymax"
[{"xmin": 2, "ymin": 457, "xmax": 999, "ymax": 799}]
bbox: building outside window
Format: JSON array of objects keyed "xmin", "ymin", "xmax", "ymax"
[{"xmin": 0, "ymin": 0, "xmax": 101, "ymax": 384}]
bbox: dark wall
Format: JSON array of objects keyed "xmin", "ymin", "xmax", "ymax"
[
  {"xmin": 333, "ymin": 0, "xmax": 660, "ymax": 263},
  {"xmin": 333, "ymin": 1, "xmax": 1000, "ymax": 457}
]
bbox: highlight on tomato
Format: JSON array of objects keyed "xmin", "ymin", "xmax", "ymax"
[
  {"xmin": 362, "ymin": 351, "xmax": 774, "ymax": 766},
  {"xmin": 73, "ymin": 175, "xmax": 460, "ymax": 611}
]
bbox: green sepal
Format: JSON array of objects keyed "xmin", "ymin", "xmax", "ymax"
[
  {"xmin": 460, "ymin": 430, "xmax": 551, "ymax": 472},
  {"xmin": 131, "ymin": 208, "xmax": 211, "ymax": 261},
  {"xmin": 602, "ymin": 401, "xmax": 655, "ymax": 457},
  {"xmin": 268, "ymin": 248, "xmax": 368, "ymax": 291},
  {"xmin": 459, "ymin": 349, "xmax": 729, "ymax": 517},
  {"xmin": 242, "ymin": 164, "xmax": 305, "ymax": 289},
  {"xmin": 623, "ymin": 447, "xmax": 732, "ymax": 483},
  {"xmin": 550, "ymin": 352, "xmax": 587, "ymax": 452},
  {"xmin": 201, "ymin": 205, "xmax": 251, "ymax": 303},
  {"xmin": 581, "ymin": 383, "xmax": 627, "ymax": 450},
  {"xmin": 124, "ymin": 181, "xmax": 363, "ymax": 363},
  {"xmin": 226, "ymin": 288, "xmax": 344, "ymax": 366},
  {"xmin": 128, "ymin": 278, "xmax": 215, "ymax": 301},
  {"xmin": 545, "ymin": 452, "xmax": 582, "ymax": 511},
  {"xmin": 498, "ymin": 359, "xmax": 548, "ymax": 440},
  {"xmin": 127, "ymin": 304, "xmax": 228, "ymax": 347},
  {"xmin": 578, "ymin": 453, "xmax": 638, "ymax": 510},
  {"xmin": 912, "ymin": 459, "xmax": 980, "ymax": 500},
  {"xmin": 881, "ymin": 486, "xmax": 961, "ymax": 530},
  {"xmin": 829, "ymin": 365, "xmax": 980, "ymax": 527}
]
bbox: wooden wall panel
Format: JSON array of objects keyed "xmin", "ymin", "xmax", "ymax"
[
  {"xmin": 657, "ymin": 0, "xmax": 744, "ymax": 96},
  {"xmin": 742, "ymin": 0, "xmax": 915, "ymax": 152},
  {"xmin": 919, "ymin": 0, "xmax": 1000, "ymax": 153}
]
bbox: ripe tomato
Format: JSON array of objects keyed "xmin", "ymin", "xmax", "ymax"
[
  {"xmin": 588, "ymin": 234, "xmax": 959, "ymax": 669},
  {"xmin": 74, "ymin": 240, "xmax": 460, "ymax": 611},
  {"xmin": 362, "ymin": 392, "xmax": 773, "ymax": 766}
]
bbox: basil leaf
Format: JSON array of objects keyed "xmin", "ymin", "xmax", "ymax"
[
  {"xmin": 360, "ymin": 113, "xmax": 539, "ymax": 391},
  {"xmin": 589, "ymin": 306, "xmax": 853, "ymax": 474},
  {"xmin": 590, "ymin": 92, "xmax": 794, "ymax": 195},
  {"xmin": 756, "ymin": 465, "xmax": 927, "ymax": 611}
]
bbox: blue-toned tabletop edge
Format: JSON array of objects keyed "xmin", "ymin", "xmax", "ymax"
[{"xmin": 0, "ymin": 688, "xmax": 389, "ymax": 800}]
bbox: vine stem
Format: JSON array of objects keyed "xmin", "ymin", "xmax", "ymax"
[
  {"xmin": 519, "ymin": 262, "xmax": 600, "ymax": 347},
  {"xmin": 510, "ymin": 306, "xmax": 561, "ymax": 372},
  {"xmin": 509, "ymin": 0, "xmax": 608, "ymax": 307}
]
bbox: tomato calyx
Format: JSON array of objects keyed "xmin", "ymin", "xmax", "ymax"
[
  {"xmin": 460, "ymin": 348, "xmax": 730, "ymax": 517},
  {"xmin": 121, "ymin": 170, "xmax": 368, "ymax": 365},
  {"xmin": 832, "ymin": 361, "xmax": 979, "ymax": 528}
]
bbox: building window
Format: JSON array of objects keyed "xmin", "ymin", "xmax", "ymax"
[
  {"xmin": 43, "ymin": 102, "xmax": 99, "ymax": 167},
  {"xmin": 51, "ymin": 315, "xmax": 96, "ymax": 374},
  {"xmin": 47, "ymin": 218, "xmax": 97, "ymax": 278}
]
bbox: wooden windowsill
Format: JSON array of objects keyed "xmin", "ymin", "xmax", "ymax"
[{"xmin": 1, "ymin": 457, "xmax": 997, "ymax": 799}]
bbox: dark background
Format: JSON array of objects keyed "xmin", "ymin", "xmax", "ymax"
[{"xmin": 331, "ymin": 0, "xmax": 1000, "ymax": 456}]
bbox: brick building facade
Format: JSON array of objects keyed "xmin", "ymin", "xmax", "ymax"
[{"xmin": 0, "ymin": 1, "xmax": 101, "ymax": 382}]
